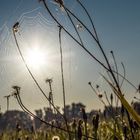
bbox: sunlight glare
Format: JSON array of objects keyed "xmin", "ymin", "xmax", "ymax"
[{"xmin": 26, "ymin": 48, "xmax": 46, "ymax": 69}]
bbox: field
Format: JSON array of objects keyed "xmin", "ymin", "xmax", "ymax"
[{"xmin": 0, "ymin": 0, "xmax": 140, "ymax": 140}]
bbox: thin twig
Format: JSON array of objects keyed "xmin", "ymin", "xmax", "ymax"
[{"xmin": 58, "ymin": 26, "xmax": 71, "ymax": 139}]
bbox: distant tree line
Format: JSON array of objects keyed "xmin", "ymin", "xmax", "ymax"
[{"xmin": 0, "ymin": 102, "xmax": 139, "ymax": 132}]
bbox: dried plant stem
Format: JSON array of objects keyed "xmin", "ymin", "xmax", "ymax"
[
  {"xmin": 58, "ymin": 26, "xmax": 71, "ymax": 139},
  {"xmin": 4, "ymin": 95, "xmax": 10, "ymax": 111},
  {"xmin": 120, "ymin": 62, "xmax": 126, "ymax": 88},
  {"xmin": 110, "ymin": 51, "xmax": 119, "ymax": 85},
  {"xmin": 46, "ymin": 79, "xmax": 54, "ymax": 110}
]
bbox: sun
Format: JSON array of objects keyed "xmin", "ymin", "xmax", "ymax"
[{"xmin": 25, "ymin": 48, "xmax": 46, "ymax": 69}]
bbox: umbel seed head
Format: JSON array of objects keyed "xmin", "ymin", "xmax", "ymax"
[{"xmin": 12, "ymin": 86, "xmax": 21, "ymax": 93}]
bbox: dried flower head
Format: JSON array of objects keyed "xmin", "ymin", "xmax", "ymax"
[
  {"xmin": 13, "ymin": 22, "xmax": 19, "ymax": 32},
  {"xmin": 4, "ymin": 95, "xmax": 11, "ymax": 98},
  {"xmin": 12, "ymin": 86, "xmax": 21, "ymax": 91},
  {"xmin": 54, "ymin": 0, "xmax": 64, "ymax": 7},
  {"xmin": 46, "ymin": 78, "xmax": 53, "ymax": 83},
  {"xmin": 98, "ymin": 93, "xmax": 103, "ymax": 98},
  {"xmin": 88, "ymin": 81, "xmax": 91, "ymax": 85}
]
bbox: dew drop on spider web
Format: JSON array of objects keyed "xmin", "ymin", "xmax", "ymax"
[{"xmin": 76, "ymin": 23, "xmax": 83, "ymax": 31}]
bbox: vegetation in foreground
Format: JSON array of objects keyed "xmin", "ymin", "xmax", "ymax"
[
  {"xmin": 1, "ymin": 0, "xmax": 140, "ymax": 139},
  {"xmin": 0, "ymin": 101, "xmax": 140, "ymax": 140}
]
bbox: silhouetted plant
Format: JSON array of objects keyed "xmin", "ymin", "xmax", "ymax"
[
  {"xmin": 71, "ymin": 118, "xmax": 77, "ymax": 139},
  {"xmin": 8, "ymin": 0, "xmax": 140, "ymax": 139},
  {"xmin": 81, "ymin": 108, "xmax": 88, "ymax": 140},
  {"xmin": 77, "ymin": 119, "xmax": 83, "ymax": 140},
  {"xmin": 38, "ymin": 0, "xmax": 140, "ymax": 127},
  {"xmin": 92, "ymin": 114, "xmax": 99, "ymax": 140}
]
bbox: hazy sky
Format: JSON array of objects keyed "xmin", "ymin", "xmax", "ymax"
[{"xmin": 0, "ymin": 0, "xmax": 140, "ymax": 113}]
